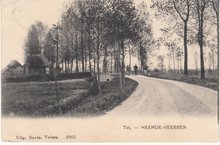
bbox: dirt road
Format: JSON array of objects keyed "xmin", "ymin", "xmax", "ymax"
[{"xmin": 109, "ymin": 75, "xmax": 218, "ymax": 117}]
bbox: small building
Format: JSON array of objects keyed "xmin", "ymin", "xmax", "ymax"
[
  {"xmin": 24, "ymin": 55, "xmax": 51, "ymax": 76},
  {"xmin": 1, "ymin": 60, "xmax": 25, "ymax": 82},
  {"xmin": 2, "ymin": 60, "xmax": 24, "ymax": 78}
]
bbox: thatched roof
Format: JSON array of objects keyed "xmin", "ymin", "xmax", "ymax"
[
  {"xmin": 8, "ymin": 60, "xmax": 23, "ymax": 68},
  {"xmin": 2, "ymin": 60, "xmax": 23, "ymax": 72},
  {"xmin": 2, "ymin": 60, "xmax": 23, "ymax": 75}
]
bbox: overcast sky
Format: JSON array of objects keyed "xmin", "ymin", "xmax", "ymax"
[
  {"xmin": 1, "ymin": 0, "xmax": 213, "ymax": 70},
  {"xmin": 1, "ymin": 0, "xmax": 69, "ymax": 68}
]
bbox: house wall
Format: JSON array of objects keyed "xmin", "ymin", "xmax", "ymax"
[{"xmin": 2, "ymin": 66, "xmax": 25, "ymax": 78}]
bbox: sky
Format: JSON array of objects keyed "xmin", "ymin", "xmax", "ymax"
[
  {"xmin": 1, "ymin": 0, "xmax": 216, "ymax": 70},
  {"xmin": 0, "ymin": 0, "xmax": 155, "ymax": 69},
  {"xmin": 1, "ymin": 0, "xmax": 70, "ymax": 68}
]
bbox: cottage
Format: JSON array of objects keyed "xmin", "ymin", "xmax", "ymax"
[{"xmin": 2, "ymin": 60, "xmax": 24, "ymax": 78}]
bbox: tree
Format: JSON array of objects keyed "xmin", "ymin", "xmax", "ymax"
[
  {"xmin": 35, "ymin": 21, "xmax": 48, "ymax": 52},
  {"xmin": 175, "ymin": 47, "xmax": 183, "ymax": 73},
  {"xmin": 105, "ymin": 0, "xmax": 140, "ymax": 92},
  {"xmin": 151, "ymin": 0, "xmax": 192, "ymax": 76},
  {"xmin": 24, "ymin": 25, "xmax": 41, "ymax": 66},
  {"xmin": 167, "ymin": 51, "xmax": 172, "ymax": 72},
  {"xmin": 137, "ymin": 2, "xmax": 154, "ymax": 75},
  {"xmin": 194, "ymin": 51, "xmax": 199, "ymax": 74},
  {"xmin": 44, "ymin": 30, "xmax": 55, "ymax": 70},
  {"xmin": 173, "ymin": 0, "xmax": 191, "ymax": 76},
  {"xmin": 157, "ymin": 55, "xmax": 165, "ymax": 72},
  {"xmin": 95, "ymin": 0, "xmax": 102, "ymax": 94},
  {"xmin": 84, "ymin": 1, "xmax": 96, "ymax": 73},
  {"xmin": 49, "ymin": 0, "xmax": 150, "ymax": 93},
  {"xmin": 165, "ymin": 41, "xmax": 177, "ymax": 74},
  {"xmin": 125, "ymin": 40, "xmax": 137, "ymax": 75},
  {"xmin": 63, "ymin": 4, "xmax": 82, "ymax": 73},
  {"xmin": 24, "ymin": 21, "xmax": 49, "ymax": 68},
  {"xmin": 211, "ymin": 0, "xmax": 219, "ymax": 73},
  {"xmin": 195, "ymin": 0, "xmax": 208, "ymax": 79},
  {"xmin": 60, "ymin": 12, "xmax": 74, "ymax": 74},
  {"xmin": 77, "ymin": 0, "xmax": 86, "ymax": 72},
  {"xmin": 209, "ymin": 47, "xmax": 216, "ymax": 72}
]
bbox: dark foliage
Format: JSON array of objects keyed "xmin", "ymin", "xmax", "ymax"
[{"xmin": 5, "ymin": 72, "xmax": 92, "ymax": 83}]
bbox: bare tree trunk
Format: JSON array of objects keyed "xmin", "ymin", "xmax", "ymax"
[
  {"xmin": 200, "ymin": 40, "xmax": 205, "ymax": 79},
  {"xmin": 103, "ymin": 46, "xmax": 108, "ymax": 73},
  {"xmin": 118, "ymin": 41, "xmax": 123, "ymax": 91},
  {"xmin": 212, "ymin": 49, "xmax": 215, "ymax": 72},
  {"xmin": 81, "ymin": 31, "xmax": 84, "ymax": 72},
  {"xmin": 75, "ymin": 33, "xmax": 79, "ymax": 73},
  {"xmin": 68, "ymin": 59, "xmax": 70, "ymax": 73},
  {"xmin": 173, "ymin": 0, "xmax": 190, "ymax": 76},
  {"xmin": 194, "ymin": 52, "xmax": 198, "ymax": 74},
  {"xmin": 61, "ymin": 60, "xmax": 63, "ymax": 73},
  {"xmin": 96, "ymin": 38, "xmax": 101, "ymax": 95},
  {"xmin": 113, "ymin": 45, "xmax": 118, "ymax": 73},
  {"xmin": 217, "ymin": 14, "xmax": 219, "ymax": 74},
  {"xmin": 139, "ymin": 41, "xmax": 144, "ymax": 74},
  {"xmin": 65, "ymin": 59, "xmax": 67, "ymax": 74},
  {"xmin": 71, "ymin": 36, "xmax": 74, "ymax": 73},
  {"xmin": 168, "ymin": 52, "xmax": 171, "ymax": 72},
  {"xmin": 121, "ymin": 40, "xmax": 125, "ymax": 92},
  {"xmin": 88, "ymin": 29, "xmax": 92, "ymax": 72},
  {"xmin": 183, "ymin": 22, "xmax": 188, "ymax": 75},
  {"xmin": 96, "ymin": 3, "xmax": 101, "ymax": 95},
  {"xmin": 180, "ymin": 60, "xmax": 183, "ymax": 73},
  {"xmin": 129, "ymin": 42, "xmax": 131, "ymax": 75},
  {"xmin": 85, "ymin": 46, "xmax": 87, "ymax": 72},
  {"xmin": 196, "ymin": 61, "xmax": 198, "ymax": 73},
  {"xmin": 196, "ymin": 0, "xmax": 206, "ymax": 79},
  {"xmin": 70, "ymin": 57, "xmax": 73, "ymax": 73},
  {"xmin": 89, "ymin": 57, "xmax": 92, "ymax": 73},
  {"xmin": 173, "ymin": 51, "xmax": 176, "ymax": 75},
  {"xmin": 110, "ymin": 52, "xmax": 113, "ymax": 73},
  {"xmin": 93, "ymin": 57, "xmax": 96, "ymax": 75},
  {"xmin": 114, "ymin": 48, "xmax": 116, "ymax": 73},
  {"xmin": 55, "ymin": 26, "xmax": 62, "ymax": 115}
]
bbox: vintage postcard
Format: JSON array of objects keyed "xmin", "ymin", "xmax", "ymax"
[{"xmin": 1, "ymin": 0, "xmax": 219, "ymax": 142}]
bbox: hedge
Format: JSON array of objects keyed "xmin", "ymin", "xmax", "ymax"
[{"xmin": 5, "ymin": 72, "xmax": 92, "ymax": 83}]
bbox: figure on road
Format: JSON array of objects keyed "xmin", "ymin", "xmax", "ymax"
[{"xmin": 133, "ymin": 64, "xmax": 138, "ymax": 75}]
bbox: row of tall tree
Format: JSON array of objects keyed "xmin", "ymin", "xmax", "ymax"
[
  {"xmin": 24, "ymin": 0, "xmax": 154, "ymax": 93},
  {"xmin": 152, "ymin": 0, "xmax": 219, "ymax": 79}
]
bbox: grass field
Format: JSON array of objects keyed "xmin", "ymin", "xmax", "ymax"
[
  {"xmin": 146, "ymin": 72, "xmax": 218, "ymax": 91},
  {"xmin": 2, "ymin": 78, "xmax": 138, "ymax": 118},
  {"xmin": 1, "ymin": 79, "xmax": 90, "ymax": 117}
]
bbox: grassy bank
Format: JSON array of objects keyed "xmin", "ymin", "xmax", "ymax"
[
  {"xmin": 2, "ymin": 77, "xmax": 138, "ymax": 117},
  {"xmin": 147, "ymin": 72, "xmax": 218, "ymax": 91},
  {"xmin": 65, "ymin": 78, "xmax": 138, "ymax": 117}
]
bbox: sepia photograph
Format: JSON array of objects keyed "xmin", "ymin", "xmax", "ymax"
[{"xmin": 1, "ymin": 0, "xmax": 219, "ymax": 142}]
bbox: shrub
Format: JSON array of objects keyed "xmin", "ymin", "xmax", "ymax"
[
  {"xmin": 5, "ymin": 72, "xmax": 92, "ymax": 83},
  {"xmin": 6, "ymin": 77, "xmax": 26, "ymax": 82},
  {"xmin": 25, "ymin": 75, "xmax": 48, "ymax": 81}
]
